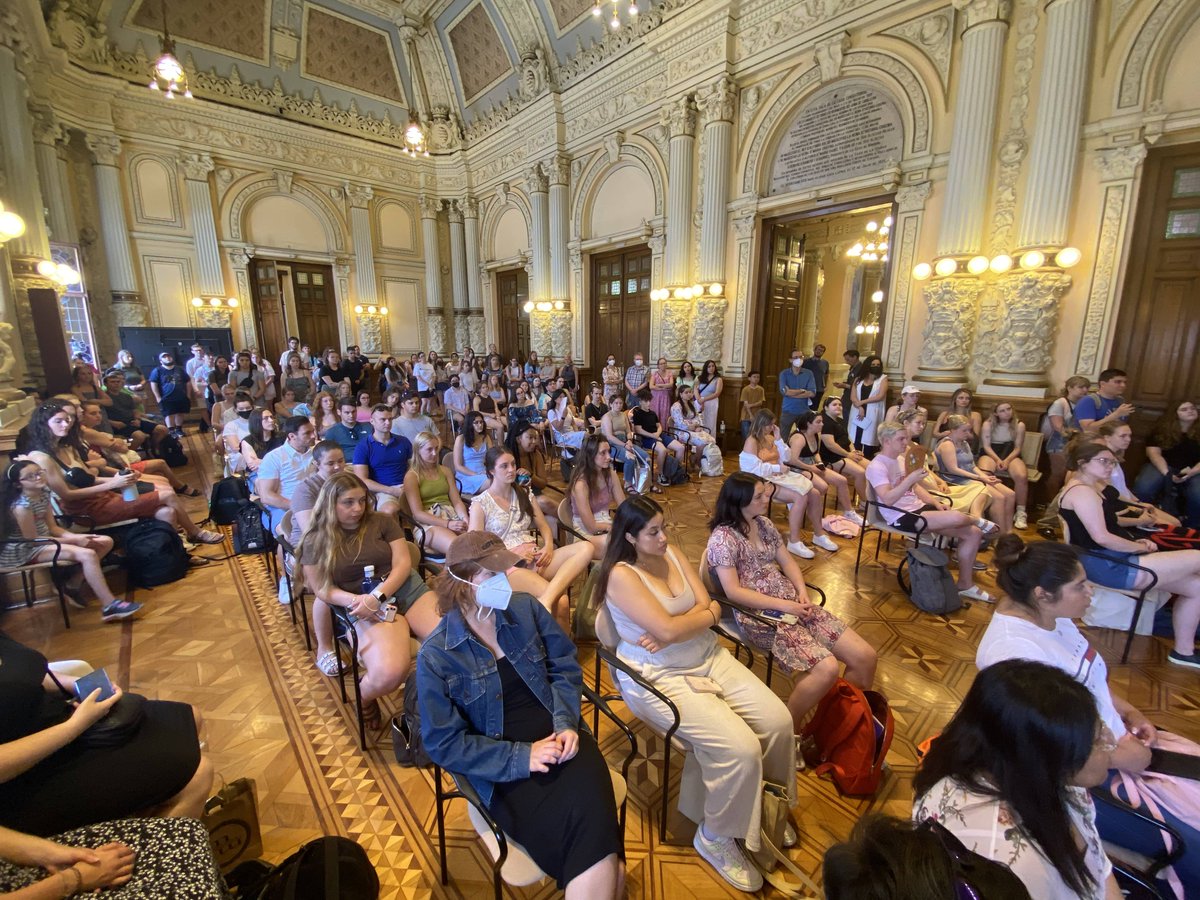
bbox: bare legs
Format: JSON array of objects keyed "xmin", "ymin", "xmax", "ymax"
[
  {"xmin": 918, "ymin": 511, "xmax": 984, "ymax": 590},
  {"xmin": 1135, "ymin": 550, "xmax": 1200, "ymax": 656},
  {"xmin": 564, "ymin": 854, "xmax": 623, "ymax": 900}
]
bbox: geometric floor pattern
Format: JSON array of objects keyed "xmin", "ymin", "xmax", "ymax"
[{"xmin": 6, "ymin": 434, "xmax": 1200, "ymax": 899}]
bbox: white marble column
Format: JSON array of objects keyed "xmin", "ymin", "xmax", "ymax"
[
  {"xmin": 463, "ymin": 198, "xmax": 485, "ymax": 353},
  {"xmin": 177, "ymin": 152, "xmax": 224, "ymax": 297},
  {"xmin": 528, "ymin": 164, "xmax": 550, "ymax": 304},
  {"xmin": 345, "ymin": 183, "xmax": 377, "ymax": 307},
  {"xmin": 31, "ymin": 106, "xmax": 75, "ymax": 244},
  {"xmin": 662, "ymin": 95, "xmax": 697, "ymax": 288},
  {"xmin": 418, "ymin": 195, "xmax": 445, "ymax": 352},
  {"xmin": 548, "ymin": 154, "xmax": 571, "ymax": 301},
  {"xmin": 697, "ymin": 79, "xmax": 734, "ymax": 285},
  {"xmin": 448, "ymin": 200, "xmax": 470, "ymax": 352}
]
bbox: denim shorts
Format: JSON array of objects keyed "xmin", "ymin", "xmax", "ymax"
[{"xmin": 1079, "ymin": 550, "xmax": 1140, "ymax": 590}]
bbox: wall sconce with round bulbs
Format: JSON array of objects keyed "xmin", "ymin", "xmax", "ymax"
[
  {"xmin": 1054, "ymin": 247, "xmax": 1081, "ymax": 268},
  {"xmin": 0, "ymin": 203, "xmax": 26, "ymax": 243},
  {"xmin": 1019, "ymin": 250, "xmax": 1045, "ymax": 270},
  {"xmin": 934, "ymin": 257, "xmax": 958, "ymax": 278},
  {"xmin": 192, "ymin": 295, "xmax": 239, "ymax": 309}
]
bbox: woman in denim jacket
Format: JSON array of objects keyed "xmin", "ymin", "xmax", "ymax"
[{"xmin": 416, "ymin": 531, "xmax": 624, "ymax": 898}]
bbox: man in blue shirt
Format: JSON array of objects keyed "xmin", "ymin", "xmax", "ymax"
[
  {"xmin": 1076, "ymin": 368, "xmax": 1135, "ymax": 431},
  {"xmin": 326, "ymin": 399, "xmax": 371, "ymax": 458},
  {"xmin": 352, "ymin": 404, "xmax": 412, "ymax": 516},
  {"xmin": 257, "ymin": 416, "xmax": 316, "ymax": 534},
  {"xmin": 800, "ymin": 343, "xmax": 830, "ymax": 406},
  {"xmin": 778, "ymin": 349, "xmax": 816, "ymax": 439}
]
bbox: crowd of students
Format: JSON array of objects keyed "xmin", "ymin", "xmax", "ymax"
[{"xmin": 1, "ymin": 336, "xmax": 1198, "ymax": 898}]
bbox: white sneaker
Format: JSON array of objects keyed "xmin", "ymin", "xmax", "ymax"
[
  {"xmin": 787, "ymin": 539, "xmax": 815, "ymax": 559},
  {"xmin": 693, "ymin": 824, "xmax": 763, "ymax": 893},
  {"xmin": 813, "ymin": 534, "xmax": 839, "ymax": 552},
  {"xmin": 783, "ymin": 821, "xmax": 798, "ymax": 848},
  {"xmin": 278, "ymin": 576, "xmax": 292, "ymax": 605},
  {"xmin": 1014, "ymin": 509, "xmax": 1028, "ymax": 530},
  {"xmin": 843, "ymin": 510, "xmax": 865, "ymax": 526}
]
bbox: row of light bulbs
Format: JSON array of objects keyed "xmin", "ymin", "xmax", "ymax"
[
  {"xmin": 191, "ymin": 296, "xmax": 239, "ymax": 308},
  {"xmin": 354, "ymin": 304, "xmax": 388, "ymax": 315},
  {"xmin": 36, "ymin": 259, "xmax": 80, "ymax": 286},
  {"xmin": 649, "ymin": 282, "xmax": 724, "ymax": 302},
  {"xmin": 522, "ymin": 300, "xmax": 567, "ymax": 313},
  {"xmin": 912, "ymin": 247, "xmax": 1081, "ymax": 281}
]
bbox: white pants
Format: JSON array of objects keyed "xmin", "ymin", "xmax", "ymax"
[{"xmin": 614, "ymin": 645, "xmax": 795, "ymax": 848}]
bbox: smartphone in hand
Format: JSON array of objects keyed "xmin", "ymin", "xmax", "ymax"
[{"xmin": 74, "ymin": 668, "xmax": 116, "ymax": 702}]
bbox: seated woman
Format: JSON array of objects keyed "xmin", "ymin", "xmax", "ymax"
[
  {"xmin": 977, "ymin": 402, "xmax": 1030, "ymax": 529},
  {"xmin": 1, "ymin": 461, "xmax": 140, "ymax": 622},
  {"xmin": 22, "ymin": 403, "xmax": 222, "ymax": 544},
  {"xmin": 282, "ymin": 352, "xmax": 313, "ymax": 406},
  {"xmin": 933, "ymin": 388, "xmax": 982, "ymax": 448},
  {"xmin": 273, "ymin": 386, "xmax": 300, "ymax": 419},
  {"xmin": 309, "ymin": 391, "xmax": 339, "ymax": 438},
  {"xmin": 0, "ymin": 632, "xmax": 213, "ymax": 838},
  {"xmin": 453, "ymin": 411, "xmax": 493, "ymax": 497},
  {"xmin": 547, "ymin": 389, "xmax": 586, "ymax": 452},
  {"xmin": 787, "ymin": 410, "xmax": 861, "ymax": 524},
  {"xmin": 468, "ymin": 447, "xmax": 593, "ymax": 630},
  {"xmin": 934, "ymin": 414, "xmax": 1015, "ymax": 532},
  {"xmin": 883, "ymin": 385, "xmax": 925, "ymax": 424},
  {"xmin": 740, "ymin": 409, "xmax": 837, "ymax": 558},
  {"xmin": 706, "ymin": 473, "xmax": 876, "ymax": 732},
  {"xmin": 866, "ymin": 422, "xmax": 992, "ymax": 602},
  {"xmin": 898, "ymin": 409, "xmax": 992, "ymax": 521},
  {"xmin": 1044, "ymin": 376, "xmax": 1091, "ymax": 501},
  {"xmin": 914, "ymin": 659, "xmax": 1120, "ymax": 900},
  {"xmin": 355, "ymin": 390, "xmax": 374, "ymax": 423},
  {"xmin": 508, "ymin": 381, "xmax": 545, "ymax": 433},
  {"xmin": 1133, "ymin": 400, "xmax": 1200, "ymax": 529},
  {"xmin": 599, "ymin": 394, "xmax": 653, "ymax": 494},
  {"xmin": 474, "ymin": 380, "xmax": 507, "ymax": 443},
  {"xmin": 982, "ymin": 536, "xmax": 1200, "ymax": 890},
  {"xmin": 596, "ymin": 496, "xmax": 796, "ymax": 892},
  {"xmin": 1092, "ymin": 422, "xmax": 1179, "ymax": 527},
  {"xmin": 509, "ymin": 421, "xmax": 559, "ymax": 520},
  {"xmin": 631, "ymin": 389, "xmax": 686, "ymax": 488},
  {"xmin": 417, "ymin": 532, "xmax": 625, "ymax": 899},
  {"xmin": 668, "ymin": 385, "xmax": 717, "ymax": 465},
  {"xmin": 818, "ymin": 397, "xmax": 869, "ymax": 507},
  {"xmin": 402, "ymin": 431, "xmax": 469, "ymax": 557},
  {"xmin": 1058, "ymin": 440, "xmax": 1200, "ymax": 668},
  {"xmin": 239, "ymin": 408, "xmax": 282, "ymax": 492},
  {"xmin": 568, "ymin": 435, "xmax": 626, "ymax": 560},
  {"xmin": 299, "ymin": 471, "xmax": 440, "ymax": 731}
]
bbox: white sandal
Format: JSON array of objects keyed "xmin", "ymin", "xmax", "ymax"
[{"xmin": 315, "ymin": 651, "xmax": 341, "ymax": 676}]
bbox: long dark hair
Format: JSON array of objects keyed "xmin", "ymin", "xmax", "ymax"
[
  {"xmin": 26, "ymin": 401, "xmax": 87, "ymax": 462},
  {"xmin": 913, "ymin": 659, "xmax": 1100, "ymax": 896},
  {"xmin": 1, "ymin": 459, "xmax": 38, "ymax": 539},
  {"xmin": 483, "ymin": 446, "xmax": 533, "ymax": 520},
  {"xmin": 245, "ymin": 409, "xmax": 281, "ymax": 457},
  {"xmin": 568, "ymin": 434, "xmax": 611, "ymax": 499},
  {"xmin": 823, "ymin": 814, "xmax": 957, "ymax": 900},
  {"xmin": 506, "ymin": 421, "xmax": 541, "ymax": 466},
  {"xmin": 462, "ymin": 411, "xmax": 488, "ymax": 449},
  {"xmin": 993, "ymin": 535, "xmax": 1082, "ymax": 614},
  {"xmin": 698, "ymin": 359, "xmax": 719, "ymax": 389},
  {"xmin": 709, "ymin": 471, "xmax": 763, "ymax": 537},
  {"xmin": 595, "ymin": 495, "xmax": 663, "ymax": 603}
]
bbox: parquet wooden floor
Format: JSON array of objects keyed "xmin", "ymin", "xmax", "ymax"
[{"xmin": 7, "ymin": 435, "xmax": 1200, "ymax": 898}]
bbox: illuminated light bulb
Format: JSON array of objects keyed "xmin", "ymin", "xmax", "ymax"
[
  {"xmin": 629, "ymin": 1, "xmax": 638, "ymax": 13},
  {"xmin": 966, "ymin": 255, "xmax": 990, "ymax": 276},
  {"xmin": 367, "ymin": 305, "xmax": 377, "ymax": 314},
  {"xmin": 523, "ymin": 300, "xmax": 534, "ymax": 313},
  {"xmin": 210, "ymin": 297, "xmax": 222, "ymax": 306},
  {"xmin": 1019, "ymin": 250, "xmax": 1045, "ymax": 270},
  {"xmin": 865, "ymin": 221, "xmax": 878, "ymax": 232},
  {"xmin": 934, "ymin": 257, "xmax": 958, "ymax": 278},
  {"xmin": 672, "ymin": 288, "xmax": 685, "ymax": 300},
  {"xmin": 709, "ymin": 283, "xmax": 723, "ymax": 295},
  {"xmin": 847, "ymin": 243, "xmax": 862, "ymax": 257},
  {"xmin": 56, "ymin": 264, "xmax": 79, "ymax": 285},
  {"xmin": 553, "ymin": 300, "xmax": 565, "ymax": 310},
  {"xmin": 989, "ymin": 254, "xmax": 1013, "ymax": 274},
  {"xmin": 883, "ymin": 216, "xmax": 893, "ymax": 228},
  {"xmin": 912, "ymin": 263, "xmax": 933, "ymax": 281},
  {"xmin": 354, "ymin": 304, "xmax": 364, "ymax": 314},
  {"xmin": 227, "ymin": 297, "xmax": 239, "ymax": 307},
  {"xmin": 37, "ymin": 259, "xmax": 57, "ymax": 277},
  {"xmin": 691, "ymin": 284, "xmax": 703, "ymax": 297},
  {"xmin": 0, "ymin": 210, "xmax": 26, "ymax": 240},
  {"xmin": 610, "ymin": 13, "xmax": 619, "ymax": 29},
  {"xmin": 854, "ymin": 324, "xmax": 865, "ymax": 335},
  {"xmin": 1055, "ymin": 247, "xmax": 1081, "ymax": 268},
  {"xmin": 871, "ymin": 290, "xmax": 884, "ymax": 303},
  {"xmin": 379, "ymin": 307, "xmax": 388, "ymax": 315},
  {"xmin": 592, "ymin": 0, "xmax": 601, "ymax": 14}
]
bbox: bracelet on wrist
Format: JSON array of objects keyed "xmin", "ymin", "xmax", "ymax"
[{"xmin": 60, "ymin": 866, "xmax": 82, "ymax": 897}]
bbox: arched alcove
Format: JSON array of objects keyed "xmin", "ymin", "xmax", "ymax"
[
  {"xmin": 492, "ymin": 205, "xmax": 529, "ymax": 260},
  {"xmin": 588, "ymin": 164, "xmax": 655, "ymax": 238},
  {"xmin": 244, "ymin": 194, "xmax": 331, "ymax": 252}
]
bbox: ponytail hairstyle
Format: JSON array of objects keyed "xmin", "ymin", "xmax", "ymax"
[
  {"xmin": 594, "ymin": 495, "xmax": 663, "ymax": 605},
  {"xmin": 993, "ymin": 534, "xmax": 1082, "ymax": 614},
  {"xmin": 1, "ymin": 460, "xmax": 39, "ymax": 539},
  {"xmin": 483, "ymin": 446, "xmax": 534, "ymax": 521}
]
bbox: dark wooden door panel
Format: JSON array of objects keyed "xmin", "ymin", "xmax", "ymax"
[
  {"xmin": 496, "ymin": 268, "xmax": 529, "ymax": 360},
  {"xmin": 248, "ymin": 259, "xmax": 281, "ymax": 355},
  {"xmin": 290, "ymin": 264, "xmax": 339, "ymax": 357},
  {"xmin": 590, "ymin": 245, "xmax": 651, "ymax": 367},
  {"xmin": 759, "ymin": 227, "xmax": 805, "ymax": 408}
]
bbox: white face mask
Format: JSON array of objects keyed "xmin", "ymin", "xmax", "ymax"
[
  {"xmin": 450, "ymin": 567, "xmax": 513, "ymax": 617},
  {"xmin": 607, "ymin": 359, "xmax": 615, "ymax": 366},
  {"xmin": 791, "ymin": 358, "xmax": 802, "ymax": 367},
  {"xmin": 634, "ymin": 359, "xmax": 643, "ymax": 367}
]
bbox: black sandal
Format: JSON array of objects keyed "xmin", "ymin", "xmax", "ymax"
[{"xmin": 175, "ymin": 484, "xmax": 202, "ymax": 497}]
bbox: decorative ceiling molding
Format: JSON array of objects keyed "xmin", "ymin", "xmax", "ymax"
[
  {"xmin": 301, "ymin": 5, "xmax": 407, "ymax": 105},
  {"xmin": 126, "ymin": 0, "xmax": 270, "ymax": 65}
]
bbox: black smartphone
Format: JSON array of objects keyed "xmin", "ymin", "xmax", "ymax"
[
  {"xmin": 74, "ymin": 668, "xmax": 116, "ymax": 702},
  {"xmin": 1149, "ymin": 747, "xmax": 1200, "ymax": 781}
]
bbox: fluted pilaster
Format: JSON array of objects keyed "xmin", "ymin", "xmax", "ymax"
[
  {"xmin": 345, "ymin": 183, "xmax": 377, "ymax": 308},
  {"xmin": 448, "ymin": 200, "xmax": 470, "ymax": 351},
  {"xmin": 548, "ymin": 155, "xmax": 571, "ymax": 300},
  {"xmin": 31, "ymin": 107, "xmax": 74, "ymax": 244},
  {"xmin": 179, "ymin": 153, "xmax": 225, "ymax": 296},
  {"xmin": 463, "ymin": 197, "xmax": 483, "ymax": 318},
  {"xmin": 86, "ymin": 133, "xmax": 145, "ymax": 318},
  {"xmin": 0, "ymin": 48, "xmax": 49, "ymax": 261},
  {"xmin": 419, "ymin": 195, "xmax": 444, "ymax": 351},
  {"xmin": 663, "ymin": 95, "xmax": 697, "ymax": 286},
  {"xmin": 528, "ymin": 164, "xmax": 550, "ymax": 303},
  {"xmin": 698, "ymin": 79, "xmax": 734, "ymax": 284}
]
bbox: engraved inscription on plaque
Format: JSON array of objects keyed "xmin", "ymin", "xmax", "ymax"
[{"xmin": 768, "ymin": 81, "xmax": 905, "ymax": 195}]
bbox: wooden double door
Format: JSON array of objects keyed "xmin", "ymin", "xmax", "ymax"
[
  {"xmin": 590, "ymin": 246, "xmax": 651, "ymax": 366},
  {"xmin": 495, "ymin": 268, "xmax": 530, "ymax": 359},
  {"xmin": 757, "ymin": 227, "xmax": 808, "ymax": 408},
  {"xmin": 247, "ymin": 259, "xmax": 341, "ymax": 358}
]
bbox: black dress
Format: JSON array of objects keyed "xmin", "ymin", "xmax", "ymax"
[
  {"xmin": 486, "ymin": 657, "xmax": 623, "ymax": 888},
  {"xmin": 0, "ymin": 634, "xmax": 202, "ymax": 836}
]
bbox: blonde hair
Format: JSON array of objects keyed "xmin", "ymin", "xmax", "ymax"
[
  {"xmin": 411, "ymin": 431, "xmax": 443, "ymax": 481},
  {"xmin": 876, "ymin": 421, "xmax": 907, "ymax": 444},
  {"xmin": 944, "ymin": 414, "xmax": 971, "ymax": 433},
  {"xmin": 296, "ymin": 471, "xmax": 375, "ymax": 597},
  {"xmin": 897, "ymin": 408, "xmax": 925, "ymax": 427}
]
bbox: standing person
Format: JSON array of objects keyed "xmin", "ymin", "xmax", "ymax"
[
  {"xmin": 417, "ymin": 532, "xmax": 625, "ymax": 900},
  {"xmin": 250, "ymin": 348, "xmax": 277, "ymax": 409},
  {"xmin": 648, "ymin": 358, "xmax": 675, "ymax": 426},
  {"xmin": 352, "ymin": 405, "xmax": 412, "ymax": 517},
  {"xmin": 256, "ymin": 415, "xmax": 317, "ymax": 534},
  {"xmin": 738, "ymin": 371, "xmax": 765, "ymax": 440},
  {"xmin": 113, "ymin": 349, "xmax": 147, "ymax": 396},
  {"xmin": 183, "ymin": 343, "xmax": 207, "ymax": 383},
  {"xmin": 778, "ymin": 349, "xmax": 816, "ymax": 440},
  {"xmin": 227, "ymin": 351, "xmax": 265, "ymax": 407},
  {"xmin": 1044, "ymin": 376, "xmax": 1090, "ymax": 500},
  {"xmin": 595, "ymin": 496, "xmax": 796, "ymax": 892},
  {"xmin": 184, "ymin": 346, "xmax": 210, "ymax": 434},
  {"xmin": 412, "ymin": 351, "xmax": 436, "ymax": 415},
  {"xmin": 848, "ymin": 355, "xmax": 887, "ymax": 457},
  {"xmin": 325, "ymin": 398, "xmax": 371, "ymax": 460},
  {"xmin": 278, "ymin": 336, "xmax": 301, "ymax": 370},
  {"xmin": 317, "ymin": 349, "xmax": 350, "ymax": 393},
  {"xmin": 833, "ymin": 349, "xmax": 862, "ymax": 413},
  {"xmin": 1133, "ymin": 400, "xmax": 1200, "ymax": 528},
  {"xmin": 978, "ymin": 401, "xmax": 1031, "ymax": 529},
  {"xmin": 148, "ymin": 350, "xmax": 192, "ymax": 437},
  {"xmin": 568, "ymin": 435, "xmax": 627, "ymax": 560},
  {"xmin": 676, "ymin": 360, "xmax": 698, "ymax": 396},
  {"xmin": 205, "ymin": 355, "xmax": 232, "ymax": 419},
  {"xmin": 1076, "ymin": 368, "xmax": 1135, "ymax": 431},
  {"xmin": 623, "ymin": 353, "xmax": 648, "ymax": 408},
  {"xmin": 391, "ymin": 391, "xmax": 435, "ymax": 444},
  {"xmin": 342, "ymin": 345, "xmax": 367, "ymax": 395},
  {"xmin": 560, "ymin": 354, "xmax": 578, "ymax": 395},
  {"xmin": 696, "ymin": 360, "xmax": 724, "ymax": 437},
  {"xmin": 300, "ymin": 471, "xmax": 439, "ymax": 732},
  {"xmin": 800, "ymin": 344, "xmax": 830, "ymax": 408},
  {"xmin": 601, "ymin": 354, "xmax": 622, "ymax": 403},
  {"xmin": 933, "ymin": 387, "xmax": 983, "ymax": 448}
]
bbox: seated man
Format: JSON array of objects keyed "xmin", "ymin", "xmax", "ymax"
[
  {"xmin": 102, "ymin": 369, "xmax": 167, "ymax": 453},
  {"xmin": 391, "ymin": 391, "xmax": 436, "ymax": 444},
  {"xmin": 325, "ymin": 398, "xmax": 371, "ymax": 459},
  {"xmin": 352, "ymin": 404, "xmax": 413, "ymax": 516},
  {"xmin": 443, "ymin": 375, "xmax": 470, "ymax": 430},
  {"xmin": 220, "ymin": 392, "xmax": 255, "ymax": 473},
  {"xmin": 256, "ymin": 415, "xmax": 316, "ymax": 534},
  {"xmin": 77, "ymin": 401, "xmax": 200, "ymax": 497}
]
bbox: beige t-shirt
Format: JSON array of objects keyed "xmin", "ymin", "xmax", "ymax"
[
  {"xmin": 739, "ymin": 384, "xmax": 765, "ymax": 419},
  {"xmin": 301, "ymin": 512, "xmax": 403, "ymax": 594}
]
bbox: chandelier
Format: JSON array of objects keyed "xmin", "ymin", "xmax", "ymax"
[
  {"xmin": 846, "ymin": 216, "xmax": 892, "ymax": 263},
  {"xmin": 148, "ymin": 2, "xmax": 192, "ymax": 99},
  {"xmin": 403, "ymin": 118, "xmax": 428, "ymax": 157},
  {"xmin": 592, "ymin": 0, "xmax": 639, "ymax": 30}
]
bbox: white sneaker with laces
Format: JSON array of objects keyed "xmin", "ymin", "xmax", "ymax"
[
  {"xmin": 812, "ymin": 534, "xmax": 839, "ymax": 552},
  {"xmin": 278, "ymin": 576, "xmax": 292, "ymax": 605},
  {"xmin": 693, "ymin": 823, "xmax": 763, "ymax": 893},
  {"xmin": 1014, "ymin": 508, "xmax": 1028, "ymax": 529},
  {"xmin": 843, "ymin": 510, "xmax": 865, "ymax": 526},
  {"xmin": 786, "ymin": 539, "xmax": 815, "ymax": 559}
]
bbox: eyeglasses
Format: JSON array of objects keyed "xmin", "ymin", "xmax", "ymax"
[{"xmin": 1091, "ymin": 456, "xmax": 1119, "ymax": 468}]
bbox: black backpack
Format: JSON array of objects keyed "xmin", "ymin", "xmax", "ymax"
[
  {"xmin": 903, "ymin": 545, "xmax": 962, "ymax": 615},
  {"xmin": 209, "ymin": 476, "xmax": 251, "ymax": 526},
  {"xmin": 390, "ymin": 683, "xmax": 430, "ymax": 768},
  {"xmin": 123, "ymin": 519, "xmax": 190, "ymax": 588},
  {"xmin": 157, "ymin": 433, "xmax": 188, "ymax": 468},
  {"xmin": 258, "ymin": 836, "xmax": 379, "ymax": 900},
  {"xmin": 661, "ymin": 453, "xmax": 689, "ymax": 485},
  {"xmin": 233, "ymin": 501, "xmax": 275, "ymax": 555},
  {"xmin": 920, "ymin": 819, "xmax": 1032, "ymax": 899}
]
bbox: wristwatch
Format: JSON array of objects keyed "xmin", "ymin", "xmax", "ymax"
[{"xmin": 371, "ymin": 588, "xmax": 386, "ymax": 603}]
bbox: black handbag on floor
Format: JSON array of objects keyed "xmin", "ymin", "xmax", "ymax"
[
  {"xmin": 259, "ymin": 836, "xmax": 379, "ymax": 900},
  {"xmin": 390, "ymin": 683, "xmax": 430, "ymax": 768}
]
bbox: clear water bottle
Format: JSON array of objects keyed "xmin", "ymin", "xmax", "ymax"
[
  {"xmin": 718, "ymin": 420, "xmax": 726, "ymax": 449},
  {"xmin": 361, "ymin": 564, "xmax": 378, "ymax": 597},
  {"xmin": 120, "ymin": 469, "xmax": 137, "ymax": 503}
]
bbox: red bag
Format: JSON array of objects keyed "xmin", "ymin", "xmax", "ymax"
[{"xmin": 800, "ymin": 679, "xmax": 894, "ymax": 795}]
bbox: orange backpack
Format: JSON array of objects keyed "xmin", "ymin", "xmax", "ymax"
[{"xmin": 800, "ymin": 679, "xmax": 894, "ymax": 796}]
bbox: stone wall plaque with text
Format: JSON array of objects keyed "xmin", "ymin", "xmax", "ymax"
[{"xmin": 769, "ymin": 82, "xmax": 904, "ymax": 195}]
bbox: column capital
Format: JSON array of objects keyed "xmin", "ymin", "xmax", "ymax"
[
  {"xmin": 84, "ymin": 132, "xmax": 121, "ymax": 166},
  {"xmin": 661, "ymin": 95, "xmax": 697, "ymax": 139},
  {"xmin": 462, "ymin": 195, "xmax": 479, "ymax": 219},
  {"xmin": 526, "ymin": 163, "xmax": 549, "ymax": 194},
  {"xmin": 698, "ymin": 77, "xmax": 736, "ymax": 125},
  {"xmin": 1093, "ymin": 144, "xmax": 1148, "ymax": 182},
  {"xmin": 547, "ymin": 153, "xmax": 571, "ymax": 187},
  {"xmin": 447, "ymin": 199, "xmax": 464, "ymax": 224},
  {"xmin": 896, "ymin": 181, "xmax": 933, "ymax": 212},
  {"xmin": 227, "ymin": 246, "xmax": 252, "ymax": 268},
  {"xmin": 952, "ymin": 0, "xmax": 1012, "ymax": 29},
  {"xmin": 178, "ymin": 151, "xmax": 215, "ymax": 181},
  {"xmin": 345, "ymin": 182, "xmax": 374, "ymax": 209},
  {"xmin": 732, "ymin": 207, "xmax": 757, "ymax": 239},
  {"xmin": 418, "ymin": 194, "xmax": 442, "ymax": 218},
  {"xmin": 30, "ymin": 105, "xmax": 64, "ymax": 147}
]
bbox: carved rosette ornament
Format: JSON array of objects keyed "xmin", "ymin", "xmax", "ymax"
[
  {"xmin": 660, "ymin": 300, "xmax": 692, "ymax": 361},
  {"xmin": 983, "ymin": 271, "xmax": 1070, "ymax": 387},
  {"xmin": 688, "ymin": 297, "xmax": 728, "ymax": 363},
  {"xmin": 916, "ymin": 279, "xmax": 984, "ymax": 379}
]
